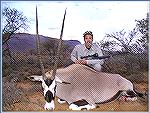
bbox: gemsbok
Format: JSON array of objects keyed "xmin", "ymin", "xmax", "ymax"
[{"xmin": 28, "ymin": 63, "xmax": 144, "ymax": 110}]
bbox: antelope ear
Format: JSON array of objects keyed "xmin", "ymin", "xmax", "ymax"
[
  {"xmin": 55, "ymin": 76, "xmax": 71, "ymax": 84},
  {"xmin": 55, "ymin": 76, "xmax": 63, "ymax": 83},
  {"xmin": 27, "ymin": 75, "xmax": 43, "ymax": 82}
]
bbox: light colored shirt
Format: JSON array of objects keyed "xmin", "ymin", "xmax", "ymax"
[{"xmin": 71, "ymin": 44, "xmax": 104, "ymax": 65}]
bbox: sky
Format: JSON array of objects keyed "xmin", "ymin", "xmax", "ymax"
[{"xmin": 1, "ymin": 1, "xmax": 149, "ymax": 44}]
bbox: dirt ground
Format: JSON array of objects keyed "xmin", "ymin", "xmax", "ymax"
[{"xmin": 4, "ymin": 80, "xmax": 148, "ymax": 112}]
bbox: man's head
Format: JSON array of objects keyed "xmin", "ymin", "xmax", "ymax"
[{"xmin": 83, "ymin": 31, "xmax": 93, "ymax": 49}]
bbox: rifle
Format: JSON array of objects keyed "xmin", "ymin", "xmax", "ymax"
[{"xmin": 80, "ymin": 52, "xmax": 129, "ymax": 60}]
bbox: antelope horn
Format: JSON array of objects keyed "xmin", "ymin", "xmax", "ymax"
[
  {"xmin": 51, "ymin": 8, "xmax": 67, "ymax": 80},
  {"xmin": 36, "ymin": 6, "xmax": 46, "ymax": 80}
]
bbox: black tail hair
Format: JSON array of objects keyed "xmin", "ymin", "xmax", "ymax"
[{"xmin": 134, "ymin": 90, "xmax": 146, "ymax": 99}]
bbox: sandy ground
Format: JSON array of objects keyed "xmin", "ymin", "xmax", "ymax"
[{"xmin": 4, "ymin": 81, "xmax": 148, "ymax": 112}]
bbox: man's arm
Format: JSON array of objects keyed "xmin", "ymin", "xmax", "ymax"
[
  {"xmin": 70, "ymin": 45, "xmax": 88, "ymax": 64},
  {"xmin": 70, "ymin": 45, "xmax": 78, "ymax": 62}
]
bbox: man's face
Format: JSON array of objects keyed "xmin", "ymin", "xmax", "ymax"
[{"xmin": 84, "ymin": 34, "xmax": 93, "ymax": 49}]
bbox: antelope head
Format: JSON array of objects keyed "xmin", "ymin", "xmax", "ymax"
[{"xmin": 28, "ymin": 70, "xmax": 70, "ymax": 110}]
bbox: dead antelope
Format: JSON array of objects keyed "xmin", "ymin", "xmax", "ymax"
[{"xmin": 28, "ymin": 64, "xmax": 144, "ymax": 110}]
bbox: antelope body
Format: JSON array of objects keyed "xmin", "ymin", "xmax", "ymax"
[{"xmin": 29, "ymin": 64, "xmax": 139, "ymax": 110}]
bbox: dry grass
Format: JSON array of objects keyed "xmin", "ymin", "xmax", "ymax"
[{"xmin": 3, "ymin": 80, "xmax": 148, "ymax": 112}]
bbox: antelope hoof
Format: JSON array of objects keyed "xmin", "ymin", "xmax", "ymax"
[
  {"xmin": 69, "ymin": 103, "xmax": 95, "ymax": 110},
  {"xmin": 119, "ymin": 96, "xmax": 137, "ymax": 101},
  {"xmin": 58, "ymin": 98, "xmax": 66, "ymax": 104},
  {"xmin": 126, "ymin": 97, "xmax": 137, "ymax": 101}
]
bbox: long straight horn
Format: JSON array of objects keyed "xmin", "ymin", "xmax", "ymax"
[
  {"xmin": 51, "ymin": 8, "xmax": 67, "ymax": 80},
  {"xmin": 36, "ymin": 6, "xmax": 46, "ymax": 80}
]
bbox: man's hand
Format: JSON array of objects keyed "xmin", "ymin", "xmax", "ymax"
[{"xmin": 75, "ymin": 59, "xmax": 87, "ymax": 65}]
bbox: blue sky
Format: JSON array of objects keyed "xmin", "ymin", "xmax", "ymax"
[{"xmin": 1, "ymin": 1, "xmax": 149, "ymax": 43}]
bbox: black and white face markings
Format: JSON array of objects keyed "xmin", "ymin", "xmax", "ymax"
[{"xmin": 42, "ymin": 78, "xmax": 56, "ymax": 110}]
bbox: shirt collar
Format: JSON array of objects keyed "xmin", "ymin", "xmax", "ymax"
[{"xmin": 83, "ymin": 44, "xmax": 94, "ymax": 51}]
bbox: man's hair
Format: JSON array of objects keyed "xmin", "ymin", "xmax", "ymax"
[{"xmin": 83, "ymin": 31, "xmax": 93, "ymax": 38}]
